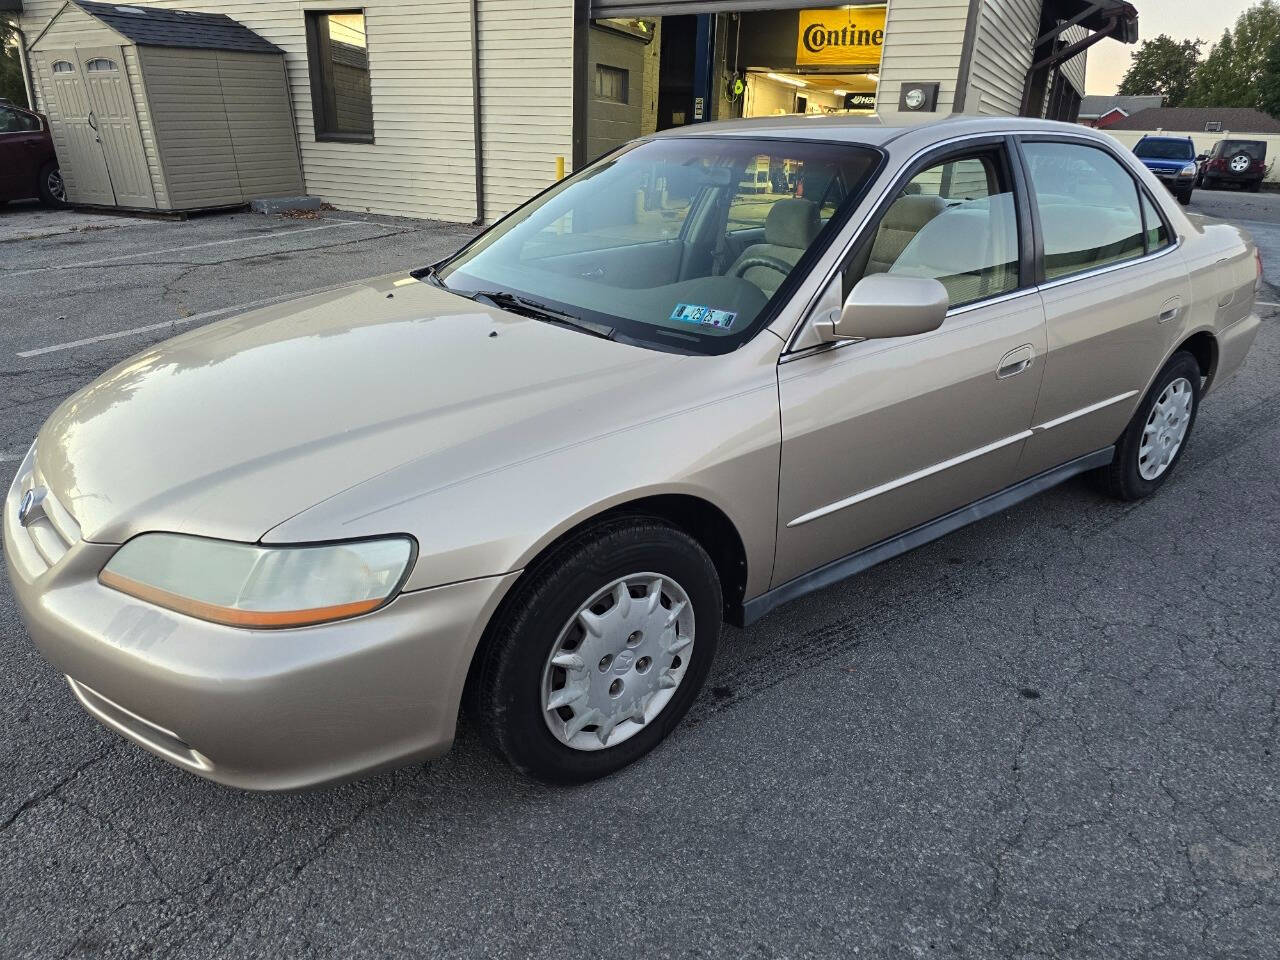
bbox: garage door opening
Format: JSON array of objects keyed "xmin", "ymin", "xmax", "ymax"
[{"xmin": 580, "ymin": 4, "xmax": 886, "ymax": 165}]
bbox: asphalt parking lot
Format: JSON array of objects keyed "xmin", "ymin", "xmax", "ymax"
[{"xmin": 1, "ymin": 190, "xmax": 1278, "ymax": 959}]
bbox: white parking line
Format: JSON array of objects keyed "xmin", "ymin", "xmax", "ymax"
[
  {"xmin": 1258, "ymin": 301, "xmax": 1279, "ymax": 308},
  {"xmin": 4, "ymin": 221, "xmax": 367, "ymax": 277},
  {"xmin": 16, "ymin": 278, "xmax": 364, "ymax": 358}
]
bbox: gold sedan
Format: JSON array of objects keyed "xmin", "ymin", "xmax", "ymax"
[{"xmin": 5, "ymin": 116, "xmax": 1261, "ymax": 788}]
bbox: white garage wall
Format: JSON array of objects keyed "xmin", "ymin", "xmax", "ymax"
[{"xmin": 20, "ymin": 0, "xmax": 575, "ymax": 223}]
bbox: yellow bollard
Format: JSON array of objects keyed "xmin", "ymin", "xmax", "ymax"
[{"xmin": 555, "ymin": 156, "xmax": 566, "ymax": 181}]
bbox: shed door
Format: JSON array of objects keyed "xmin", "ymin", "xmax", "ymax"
[
  {"xmin": 77, "ymin": 46, "xmax": 156, "ymax": 209},
  {"xmin": 38, "ymin": 51, "xmax": 116, "ymax": 206}
]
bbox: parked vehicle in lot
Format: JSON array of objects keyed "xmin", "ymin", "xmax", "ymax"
[
  {"xmin": 0, "ymin": 102, "xmax": 65, "ymax": 206},
  {"xmin": 1198, "ymin": 139, "xmax": 1268, "ymax": 192},
  {"xmin": 6, "ymin": 116, "xmax": 1262, "ymax": 789},
  {"xmin": 1132, "ymin": 135, "xmax": 1197, "ymax": 205}
]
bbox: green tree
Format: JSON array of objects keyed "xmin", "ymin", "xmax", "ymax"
[
  {"xmin": 1186, "ymin": 0, "xmax": 1280, "ymax": 108},
  {"xmin": 1117, "ymin": 35, "xmax": 1203, "ymax": 106},
  {"xmin": 1260, "ymin": 34, "xmax": 1280, "ymax": 117},
  {"xmin": 1, "ymin": 17, "xmax": 30, "ymax": 108}
]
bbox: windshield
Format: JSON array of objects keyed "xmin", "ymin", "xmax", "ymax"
[
  {"xmin": 433, "ymin": 136, "xmax": 882, "ymax": 354},
  {"xmin": 1135, "ymin": 139, "xmax": 1194, "ymax": 161}
]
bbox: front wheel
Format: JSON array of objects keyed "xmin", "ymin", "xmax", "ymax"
[
  {"xmin": 1248, "ymin": 181, "xmax": 1262, "ymax": 193},
  {"xmin": 471, "ymin": 518, "xmax": 722, "ymax": 784},
  {"xmin": 1177, "ymin": 188, "xmax": 1193, "ymax": 205},
  {"xmin": 1099, "ymin": 351, "xmax": 1201, "ymax": 501},
  {"xmin": 37, "ymin": 161, "xmax": 68, "ymax": 207}
]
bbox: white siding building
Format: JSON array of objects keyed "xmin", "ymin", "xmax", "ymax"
[{"xmin": 8, "ymin": 0, "xmax": 1136, "ymax": 223}]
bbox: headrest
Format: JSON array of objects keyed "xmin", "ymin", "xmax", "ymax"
[
  {"xmin": 882, "ymin": 194, "xmax": 947, "ymax": 232},
  {"xmin": 764, "ymin": 198, "xmax": 820, "ymax": 249}
]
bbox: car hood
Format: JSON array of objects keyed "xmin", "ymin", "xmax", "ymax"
[{"xmin": 35, "ymin": 274, "xmax": 690, "ymax": 544}]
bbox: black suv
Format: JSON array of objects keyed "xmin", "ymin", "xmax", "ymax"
[{"xmin": 1198, "ymin": 140, "xmax": 1268, "ymax": 192}]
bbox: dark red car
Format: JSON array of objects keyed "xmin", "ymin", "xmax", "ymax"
[{"xmin": 0, "ymin": 101, "xmax": 65, "ymax": 206}]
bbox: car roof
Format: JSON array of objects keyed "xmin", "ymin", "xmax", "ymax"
[
  {"xmin": 647, "ymin": 113, "xmax": 1109, "ymax": 148},
  {"xmin": 1138, "ymin": 135, "xmax": 1193, "ymax": 142}
]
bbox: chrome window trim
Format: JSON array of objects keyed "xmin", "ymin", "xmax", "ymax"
[
  {"xmin": 1036, "ymin": 235, "xmax": 1183, "ymax": 293},
  {"xmin": 778, "ymin": 285, "xmax": 1038, "ymax": 365},
  {"xmin": 781, "ymin": 127, "xmax": 1188, "ymax": 357}
]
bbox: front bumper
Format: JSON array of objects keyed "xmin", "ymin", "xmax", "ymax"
[
  {"xmin": 4, "ymin": 452, "xmax": 517, "ymax": 790},
  {"xmin": 1153, "ymin": 171, "xmax": 1195, "ymax": 190}
]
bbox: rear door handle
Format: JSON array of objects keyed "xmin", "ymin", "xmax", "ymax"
[
  {"xmin": 1158, "ymin": 297, "xmax": 1182, "ymax": 323},
  {"xmin": 997, "ymin": 344, "xmax": 1035, "ymax": 379}
]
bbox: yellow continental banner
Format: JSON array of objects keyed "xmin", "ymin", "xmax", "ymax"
[{"xmin": 796, "ymin": 6, "xmax": 887, "ymax": 69}]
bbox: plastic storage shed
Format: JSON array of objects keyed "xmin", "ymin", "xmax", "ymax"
[{"xmin": 28, "ymin": 1, "xmax": 305, "ymax": 210}]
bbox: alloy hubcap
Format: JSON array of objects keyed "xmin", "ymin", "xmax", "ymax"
[
  {"xmin": 48, "ymin": 170, "xmax": 66, "ymax": 202},
  {"xmin": 1138, "ymin": 377, "xmax": 1192, "ymax": 480},
  {"xmin": 541, "ymin": 573, "xmax": 695, "ymax": 751}
]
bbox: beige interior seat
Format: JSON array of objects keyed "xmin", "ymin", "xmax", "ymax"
[
  {"xmin": 725, "ymin": 198, "xmax": 820, "ymax": 298},
  {"xmin": 866, "ymin": 194, "xmax": 947, "ymax": 275},
  {"xmin": 889, "ymin": 195, "xmax": 1019, "ymax": 304}
]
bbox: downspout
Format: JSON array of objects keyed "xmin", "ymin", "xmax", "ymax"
[
  {"xmin": 7, "ymin": 19, "xmax": 35, "ymax": 109},
  {"xmin": 469, "ymin": 0, "xmax": 485, "ymax": 225}
]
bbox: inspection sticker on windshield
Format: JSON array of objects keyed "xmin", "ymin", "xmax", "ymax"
[{"xmin": 670, "ymin": 303, "xmax": 737, "ymax": 330}]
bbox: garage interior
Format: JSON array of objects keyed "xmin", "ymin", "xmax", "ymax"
[{"xmin": 583, "ymin": 5, "xmax": 885, "ymax": 164}]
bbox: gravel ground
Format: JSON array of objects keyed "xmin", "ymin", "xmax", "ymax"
[{"xmin": 0, "ymin": 191, "xmax": 1277, "ymax": 959}]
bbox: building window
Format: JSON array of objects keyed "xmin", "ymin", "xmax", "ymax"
[
  {"xmin": 85, "ymin": 58, "xmax": 118, "ymax": 72},
  {"xmin": 305, "ymin": 10, "xmax": 374, "ymax": 142},
  {"xmin": 595, "ymin": 65, "xmax": 629, "ymax": 104},
  {"xmin": 52, "ymin": 60, "xmax": 76, "ymax": 73}
]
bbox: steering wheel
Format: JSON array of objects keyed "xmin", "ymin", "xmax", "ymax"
[{"xmin": 731, "ymin": 254, "xmax": 793, "ymax": 286}]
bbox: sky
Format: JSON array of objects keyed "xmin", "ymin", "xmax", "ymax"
[{"xmin": 1086, "ymin": 0, "xmax": 1258, "ymax": 94}]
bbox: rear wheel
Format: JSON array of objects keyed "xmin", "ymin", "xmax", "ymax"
[
  {"xmin": 1248, "ymin": 180, "xmax": 1262, "ymax": 193},
  {"xmin": 37, "ymin": 162, "xmax": 67, "ymax": 207},
  {"xmin": 1202, "ymin": 176, "xmax": 1217, "ymax": 191},
  {"xmin": 471, "ymin": 518, "xmax": 722, "ymax": 784},
  {"xmin": 1099, "ymin": 351, "xmax": 1201, "ymax": 501}
]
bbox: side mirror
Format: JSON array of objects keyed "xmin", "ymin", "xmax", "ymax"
[
  {"xmin": 814, "ymin": 274, "xmax": 949, "ymax": 342},
  {"xmin": 1196, "ymin": 153, "xmax": 1208, "ymax": 161}
]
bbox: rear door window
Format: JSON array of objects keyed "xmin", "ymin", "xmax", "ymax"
[{"xmin": 1021, "ymin": 142, "xmax": 1145, "ymax": 281}]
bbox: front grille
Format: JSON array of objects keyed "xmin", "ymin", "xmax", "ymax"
[{"xmin": 10, "ymin": 454, "xmax": 81, "ymax": 575}]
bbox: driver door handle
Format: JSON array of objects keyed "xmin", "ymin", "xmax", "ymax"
[{"xmin": 997, "ymin": 344, "xmax": 1035, "ymax": 379}]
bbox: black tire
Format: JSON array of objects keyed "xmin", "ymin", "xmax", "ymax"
[
  {"xmin": 1099, "ymin": 351, "xmax": 1201, "ymax": 501},
  {"xmin": 471, "ymin": 518, "xmax": 722, "ymax": 784},
  {"xmin": 1177, "ymin": 188, "xmax": 1193, "ymax": 205},
  {"xmin": 1202, "ymin": 176, "xmax": 1216, "ymax": 191},
  {"xmin": 1248, "ymin": 180, "xmax": 1262, "ymax": 193},
  {"xmin": 37, "ymin": 161, "xmax": 68, "ymax": 207}
]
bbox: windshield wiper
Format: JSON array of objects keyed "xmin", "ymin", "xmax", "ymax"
[{"xmin": 471, "ymin": 290, "xmax": 614, "ymax": 340}]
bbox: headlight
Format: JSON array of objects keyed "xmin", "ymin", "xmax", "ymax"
[
  {"xmin": 99, "ymin": 533, "xmax": 415, "ymax": 628},
  {"xmin": 1180, "ymin": 163, "xmax": 1198, "ymax": 176}
]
